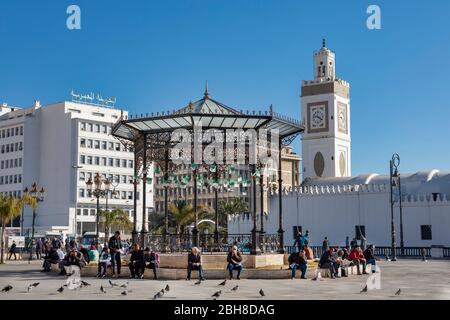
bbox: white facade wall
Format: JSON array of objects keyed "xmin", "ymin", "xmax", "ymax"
[{"xmin": 228, "ymin": 185, "xmax": 450, "ymax": 247}]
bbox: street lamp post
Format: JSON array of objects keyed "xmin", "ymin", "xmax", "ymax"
[
  {"xmin": 389, "ymin": 154, "xmax": 401, "ymax": 261},
  {"xmin": 86, "ymin": 172, "xmax": 109, "ymax": 245},
  {"xmin": 24, "ymin": 182, "xmax": 45, "ymax": 262}
]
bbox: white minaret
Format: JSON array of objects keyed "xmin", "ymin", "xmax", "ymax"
[{"xmin": 301, "ymin": 40, "xmax": 351, "ymax": 179}]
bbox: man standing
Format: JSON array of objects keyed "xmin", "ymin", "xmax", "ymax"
[
  {"xmin": 35, "ymin": 238, "xmax": 42, "ymax": 260},
  {"xmin": 108, "ymin": 231, "xmax": 122, "ymax": 278},
  {"xmin": 8, "ymin": 241, "xmax": 17, "ymax": 260},
  {"xmin": 322, "ymin": 237, "xmax": 329, "ymax": 252}
]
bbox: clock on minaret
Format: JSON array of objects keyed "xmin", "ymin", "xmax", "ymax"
[{"xmin": 301, "ymin": 40, "xmax": 351, "ymax": 179}]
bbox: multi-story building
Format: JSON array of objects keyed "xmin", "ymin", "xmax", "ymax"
[{"xmin": 0, "ymin": 99, "xmax": 153, "ymax": 239}]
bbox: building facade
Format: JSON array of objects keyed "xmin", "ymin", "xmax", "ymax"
[{"xmin": 0, "ymin": 100, "xmax": 153, "ymax": 239}]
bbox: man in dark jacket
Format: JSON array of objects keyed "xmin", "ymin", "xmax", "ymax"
[
  {"xmin": 319, "ymin": 248, "xmax": 337, "ymax": 279},
  {"xmin": 128, "ymin": 243, "xmax": 144, "ymax": 278},
  {"xmin": 288, "ymin": 250, "xmax": 308, "ymax": 279},
  {"xmin": 142, "ymin": 247, "xmax": 159, "ymax": 280},
  {"xmin": 363, "ymin": 245, "xmax": 377, "ymax": 272},
  {"xmin": 8, "ymin": 241, "xmax": 17, "ymax": 260},
  {"xmin": 42, "ymin": 247, "xmax": 60, "ymax": 272},
  {"xmin": 187, "ymin": 247, "xmax": 204, "ymax": 280},
  {"xmin": 108, "ymin": 231, "xmax": 122, "ymax": 278}
]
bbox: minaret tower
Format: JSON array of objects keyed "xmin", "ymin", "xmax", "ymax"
[{"xmin": 301, "ymin": 40, "xmax": 351, "ymax": 179}]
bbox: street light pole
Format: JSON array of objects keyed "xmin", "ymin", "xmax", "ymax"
[
  {"xmin": 86, "ymin": 172, "xmax": 107, "ymax": 246},
  {"xmin": 24, "ymin": 182, "xmax": 45, "ymax": 262},
  {"xmin": 389, "ymin": 154, "xmax": 400, "ymax": 261}
]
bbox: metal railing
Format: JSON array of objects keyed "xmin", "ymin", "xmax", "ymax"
[
  {"xmin": 373, "ymin": 246, "xmax": 431, "ymax": 257},
  {"xmin": 443, "ymin": 247, "xmax": 450, "ymax": 258}
]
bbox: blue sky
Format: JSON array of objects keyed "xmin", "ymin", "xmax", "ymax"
[{"xmin": 1, "ymin": 0, "xmax": 449, "ymax": 175}]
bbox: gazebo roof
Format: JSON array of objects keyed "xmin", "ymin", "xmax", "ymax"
[{"xmin": 112, "ymin": 87, "xmax": 303, "ymax": 142}]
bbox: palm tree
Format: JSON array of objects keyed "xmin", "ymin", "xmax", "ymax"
[
  {"xmin": 169, "ymin": 200, "xmax": 194, "ymax": 236},
  {"xmin": 0, "ymin": 195, "xmax": 23, "ymax": 264},
  {"xmin": 99, "ymin": 208, "xmax": 132, "ymax": 240},
  {"xmin": 218, "ymin": 197, "xmax": 249, "ymax": 218}
]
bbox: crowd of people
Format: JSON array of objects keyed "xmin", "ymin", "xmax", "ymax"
[{"xmin": 30, "ymin": 228, "xmax": 382, "ymax": 281}]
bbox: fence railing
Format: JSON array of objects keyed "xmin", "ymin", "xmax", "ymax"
[{"xmin": 444, "ymin": 247, "xmax": 450, "ymax": 258}]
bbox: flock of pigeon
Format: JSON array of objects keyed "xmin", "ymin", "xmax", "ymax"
[{"xmin": 1, "ymin": 279, "xmax": 402, "ymax": 299}]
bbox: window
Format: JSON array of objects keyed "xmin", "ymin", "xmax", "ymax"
[
  {"xmin": 101, "ymin": 157, "xmax": 107, "ymax": 166},
  {"xmin": 128, "ymin": 160, "xmax": 133, "ymax": 168},
  {"xmin": 79, "ymin": 172, "xmax": 85, "ymax": 181},
  {"xmin": 80, "ymin": 155, "xmax": 86, "ymax": 164},
  {"xmin": 6, "ymin": 144, "xmax": 9, "ymax": 153},
  {"xmin": 77, "ymin": 209, "xmax": 81, "ymax": 216},
  {"xmin": 292, "ymin": 226, "xmax": 302, "ymax": 240},
  {"xmin": 14, "ymin": 175, "xmax": 17, "ymax": 183},
  {"xmin": 88, "ymin": 123, "xmax": 93, "ymax": 132},
  {"xmin": 128, "ymin": 191, "xmax": 133, "ymax": 200},
  {"xmin": 14, "ymin": 159, "xmax": 18, "ymax": 167},
  {"xmin": 122, "ymin": 159, "xmax": 127, "ymax": 168},
  {"xmin": 6, "ymin": 129, "xmax": 10, "ymax": 137},
  {"xmin": 87, "ymin": 172, "xmax": 92, "ymax": 180},
  {"xmin": 90, "ymin": 209, "xmax": 96, "ymax": 216},
  {"xmin": 121, "ymin": 191, "xmax": 127, "ymax": 200},
  {"xmin": 421, "ymin": 225, "xmax": 432, "ymax": 240},
  {"xmin": 19, "ymin": 158, "xmax": 22, "ymax": 167},
  {"xmin": 14, "ymin": 143, "xmax": 18, "ymax": 152},
  {"xmin": 11, "ymin": 128, "xmax": 14, "ymax": 136},
  {"xmin": 9, "ymin": 159, "xmax": 13, "ymax": 167},
  {"xmin": 80, "ymin": 138, "xmax": 86, "ymax": 147},
  {"xmin": 20, "ymin": 126, "xmax": 23, "ymax": 135},
  {"xmin": 15, "ymin": 127, "xmax": 19, "ymax": 135},
  {"xmin": 355, "ymin": 225, "xmax": 366, "ymax": 240},
  {"xmin": 101, "ymin": 141, "xmax": 107, "ymax": 150},
  {"xmin": 114, "ymin": 175, "xmax": 120, "ymax": 184},
  {"xmin": 19, "ymin": 142, "xmax": 22, "ymax": 151},
  {"xmin": 1, "ymin": 145, "xmax": 3, "ymax": 153},
  {"xmin": 79, "ymin": 189, "xmax": 85, "ymax": 198},
  {"xmin": 115, "ymin": 159, "xmax": 120, "ymax": 167},
  {"xmin": 95, "ymin": 124, "xmax": 100, "ymax": 133},
  {"xmin": 1, "ymin": 130, "xmax": 4, "ymax": 138},
  {"xmin": 0, "ymin": 177, "xmax": 3, "ymax": 185},
  {"xmin": 5, "ymin": 161, "xmax": 8, "ymax": 169},
  {"xmin": 94, "ymin": 157, "xmax": 100, "ymax": 165},
  {"xmin": 80, "ymin": 122, "xmax": 86, "ymax": 131},
  {"xmin": 18, "ymin": 174, "xmax": 22, "ymax": 183},
  {"xmin": 115, "ymin": 143, "xmax": 120, "ymax": 151},
  {"xmin": 87, "ymin": 139, "xmax": 93, "ymax": 148},
  {"xmin": 83, "ymin": 208, "xmax": 89, "ymax": 216},
  {"xmin": 0, "ymin": 161, "xmax": 3, "ymax": 169},
  {"xmin": 87, "ymin": 156, "xmax": 92, "ymax": 165},
  {"xmin": 102, "ymin": 125, "xmax": 107, "ymax": 134},
  {"xmin": 121, "ymin": 175, "xmax": 127, "ymax": 184},
  {"xmin": 108, "ymin": 142, "xmax": 114, "ymax": 150},
  {"xmin": 108, "ymin": 158, "xmax": 114, "ymax": 166}
]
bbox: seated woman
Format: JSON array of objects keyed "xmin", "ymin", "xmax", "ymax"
[
  {"xmin": 128, "ymin": 243, "xmax": 144, "ymax": 279},
  {"xmin": 187, "ymin": 247, "xmax": 205, "ymax": 281},
  {"xmin": 288, "ymin": 249, "xmax": 308, "ymax": 279},
  {"xmin": 97, "ymin": 246, "xmax": 111, "ymax": 278},
  {"xmin": 142, "ymin": 247, "xmax": 159, "ymax": 280},
  {"xmin": 226, "ymin": 245, "xmax": 243, "ymax": 280}
]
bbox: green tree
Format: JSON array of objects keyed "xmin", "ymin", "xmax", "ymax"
[
  {"xmin": 99, "ymin": 208, "xmax": 132, "ymax": 240},
  {"xmin": 0, "ymin": 195, "xmax": 23, "ymax": 264},
  {"xmin": 218, "ymin": 197, "xmax": 248, "ymax": 218}
]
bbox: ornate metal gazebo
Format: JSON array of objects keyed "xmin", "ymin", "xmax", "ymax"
[{"xmin": 111, "ymin": 85, "xmax": 303, "ymax": 254}]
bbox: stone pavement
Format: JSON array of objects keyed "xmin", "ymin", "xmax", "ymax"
[{"xmin": 0, "ymin": 259, "xmax": 449, "ymax": 300}]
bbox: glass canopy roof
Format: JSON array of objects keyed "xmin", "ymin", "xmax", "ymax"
[{"xmin": 112, "ymin": 90, "xmax": 304, "ymax": 141}]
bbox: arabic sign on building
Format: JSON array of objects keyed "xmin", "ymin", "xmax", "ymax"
[{"xmin": 70, "ymin": 89, "xmax": 117, "ymax": 108}]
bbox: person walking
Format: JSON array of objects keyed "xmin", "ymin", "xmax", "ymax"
[
  {"xmin": 293, "ymin": 231, "xmax": 303, "ymax": 252},
  {"xmin": 35, "ymin": 238, "xmax": 42, "ymax": 260},
  {"xmin": 8, "ymin": 241, "xmax": 17, "ymax": 260},
  {"xmin": 108, "ymin": 231, "xmax": 122, "ymax": 278}
]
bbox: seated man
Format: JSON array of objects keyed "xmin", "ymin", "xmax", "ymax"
[
  {"xmin": 97, "ymin": 246, "xmax": 111, "ymax": 278},
  {"xmin": 79, "ymin": 245, "xmax": 90, "ymax": 265},
  {"xmin": 363, "ymin": 245, "xmax": 377, "ymax": 273},
  {"xmin": 42, "ymin": 247, "xmax": 60, "ymax": 272},
  {"xmin": 142, "ymin": 247, "xmax": 159, "ymax": 280},
  {"xmin": 187, "ymin": 247, "xmax": 205, "ymax": 280},
  {"xmin": 318, "ymin": 248, "xmax": 337, "ymax": 279},
  {"xmin": 226, "ymin": 245, "xmax": 243, "ymax": 280},
  {"xmin": 288, "ymin": 250, "xmax": 308, "ymax": 279},
  {"xmin": 59, "ymin": 248, "xmax": 86, "ymax": 275},
  {"xmin": 128, "ymin": 243, "xmax": 144, "ymax": 279},
  {"xmin": 348, "ymin": 246, "xmax": 368, "ymax": 275}
]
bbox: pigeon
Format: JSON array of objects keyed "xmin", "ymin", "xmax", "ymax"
[
  {"xmin": 165, "ymin": 284, "xmax": 170, "ymax": 292},
  {"xmin": 160, "ymin": 289, "xmax": 165, "ymax": 296},
  {"xmin": 212, "ymin": 290, "xmax": 222, "ymax": 299},
  {"xmin": 395, "ymin": 289, "xmax": 401, "ymax": 296},
  {"xmin": 259, "ymin": 289, "xmax": 265, "ymax": 297},
  {"xmin": 121, "ymin": 291, "xmax": 128, "ymax": 296},
  {"xmin": 57, "ymin": 286, "xmax": 64, "ymax": 293},
  {"xmin": 27, "ymin": 282, "xmax": 40, "ymax": 292},
  {"xmin": 100, "ymin": 285, "xmax": 107, "ymax": 293},
  {"xmin": 231, "ymin": 285, "xmax": 239, "ymax": 292},
  {"xmin": 120, "ymin": 281, "xmax": 129, "ymax": 288},
  {"xmin": 109, "ymin": 280, "xmax": 118, "ymax": 287},
  {"xmin": 153, "ymin": 291, "xmax": 164, "ymax": 300},
  {"xmin": 1, "ymin": 285, "xmax": 13, "ymax": 293},
  {"xmin": 360, "ymin": 285, "xmax": 368, "ymax": 293},
  {"xmin": 218, "ymin": 280, "xmax": 227, "ymax": 286},
  {"xmin": 81, "ymin": 280, "xmax": 91, "ymax": 287},
  {"xmin": 194, "ymin": 279, "xmax": 202, "ymax": 285}
]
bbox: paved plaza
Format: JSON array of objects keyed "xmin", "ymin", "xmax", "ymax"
[{"xmin": 0, "ymin": 259, "xmax": 449, "ymax": 300}]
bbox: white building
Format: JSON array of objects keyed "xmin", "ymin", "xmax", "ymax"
[
  {"xmin": 0, "ymin": 100, "xmax": 153, "ymax": 238},
  {"xmin": 228, "ymin": 42, "xmax": 450, "ymax": 249}
]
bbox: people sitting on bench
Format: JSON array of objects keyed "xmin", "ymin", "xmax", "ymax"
[
  {"xmin": 318, "ymin": 248, "xmax": 338, "ymax": 279},
  {"xmin": 97, "ymin": 246, "xmax": 111, "ymax": 278},
  {"xmin": 59, "ymin": 248, "xmax": 87, "ymax": 275},
  {"xmin": 363, "ymin": 245, "xmax": 378, "ymax": 273},
  {"xmin": 227, "ymin": 245, "xmax": 243, "ymax": 280},
  {"xmin": 348, "ymin": 246, "xmax": 368, "ymax": 275},
  {"xmin": 303, "ymin": 244, "xmax": 314, "ymax": 260},
  {"xmin": 79, "ymin": 245, "xmax": 90, "ymax": 265},
  {"xmin": 42, "ymin": 247, "xmax": 61, "ymax": 272},
  {"xmin": 288, "ymin": 249, "xmax": 308, "ymax": 279},
  {"xmin": 128, "ymin": 243, "xmax": 144, "ymax": 279},
  {"xmin": 187, "ymin": 247, "xmax": 205, "ymax": 280},
  {"xmin": 142, "ymin": 247, "xmax": 159, "ymax": 280}
]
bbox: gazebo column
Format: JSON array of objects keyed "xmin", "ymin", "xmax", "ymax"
[
  {"xmin": 192, "ymin": 167, "xmax": 199, "ymax": 247},
  {"xmin": 131, "ymin": 146, "xmax": 138, "ymax": 245},
  {"xmin": 277, "ymin": 137, "xmax": 285, "ymax": 253},
  {"xmin": 162, "ymin": 148, "xmax": 170, "ymax": 253},
  {"xmin": 140, "ymin": 135, "xmax": 148, "ymax": 248},
  {"xmin": 259, "ymin": 172, "xmax": 265, "ymax": 251},
  {"xmin": 251, "ymin": 164, "xmax": 261, "ymax": 255},
  {"xmin": 213, "ymin": 168, "xmax": 220, "ymax": 249}
]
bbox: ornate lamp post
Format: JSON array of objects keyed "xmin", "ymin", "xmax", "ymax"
[
  {"xmin": 86, "ymin": 173, "xmax": 108, "ymax": 245},
  {"xmin": 24, "ymin": 182, "xmax": 45, "ymax": 262},
  {"xmin": 389, "ymin": 153, "xmax": 401, "ymax": 261}
]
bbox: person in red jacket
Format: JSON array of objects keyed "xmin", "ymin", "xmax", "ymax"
[{"xmin": 348, "ymin": 246, "xmax": 368, "ymax": 275}]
